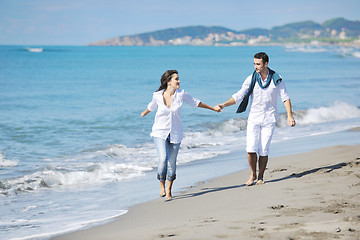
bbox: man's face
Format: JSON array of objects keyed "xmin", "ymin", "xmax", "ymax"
[{"xmin": 254, "ymin": 58, "xmax": 268, "ymax": 73}]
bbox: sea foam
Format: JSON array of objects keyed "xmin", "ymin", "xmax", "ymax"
[
  {"xmin": 277, "ymin": 102, "xmax": 360, "ymax": 127},
  {"xmin": 0, "ymin": 152, "xmax": 18, "ymax": 168},
  {"xmin": 296, "ymin": 102, "xmax": 360, "ymax": 125}
]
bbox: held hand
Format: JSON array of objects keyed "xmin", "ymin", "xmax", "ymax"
[
  {"xmin": 288, "ymin": 116, "xmax": 296, "ymax": 127},
  {"xmin": 213, "ymin": 105, "xmax": 222, "ymax": 112},
  {"xmin": 214, "ymin": 104, "xmax": 225, "ymax": 112}
]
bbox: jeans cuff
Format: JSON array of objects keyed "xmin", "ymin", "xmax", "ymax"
[
  {"xmin": 167, "ymin": 174, "xmax": 176, "ymax": 181},
  {"xmin": 157, "ymin": 174, "xmax": 176, "ymax": 181},
  {"xmin": 157, "ymin": 174, "xmax": 165, "ymax": 181}
]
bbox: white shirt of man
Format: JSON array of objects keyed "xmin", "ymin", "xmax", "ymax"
[
  {"xmin": 232, "ymin": 72, "xmax": 290, "ymax": 124},
  {"xmin": 147, "ymin": 89, "xmax": 200, "ymax": 144}
]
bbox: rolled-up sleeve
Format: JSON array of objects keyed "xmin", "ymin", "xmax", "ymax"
[
  {"xmin": 232, "ymin": 75, "xmax": 252, "ymax": 104},
  {"xmin": 147, "ymin": 93, "xmax": 158, "ymax": 112},
  {"xmin": 278, "ymin": 81, "xmax": 290, "ymax": 102},
  {"xmin": 183, "ymin": 91, "xmax": 201, "ymax": 108}
]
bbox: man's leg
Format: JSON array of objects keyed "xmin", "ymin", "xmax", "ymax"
[
  {"xmin": 257, "ymin": 122, "xmax": 275, "ymax": 184},
  {"xmin": 246, "ymin": 152, "xmax": 257, "ymax": 186},
  {"xmin": 257, "ymin": 155, "xmax": 268, "ymax": 184},
  {"xmin": 246, "ymin": 121, "xmax": 260, "ymax": 186}
]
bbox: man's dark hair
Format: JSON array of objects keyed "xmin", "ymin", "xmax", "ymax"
[{"xmin": 254, "ymin": 52, "xmax": 269, "ymax": 64}]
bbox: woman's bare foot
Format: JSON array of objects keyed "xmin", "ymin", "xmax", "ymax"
[
  {"xmin": 165, "ymin": 194, "xmax": 172, "ymax": 201},
  {"xmin": 165, "ymin": 180, "xmax": 173, "ymax": 200},
  {"xmin": 165, "ymin": 188, "xmax": 172, "ymax": 200},
  {"xmin": 160, "ymin": 181, "xmax": 166, "ymax": 197}
]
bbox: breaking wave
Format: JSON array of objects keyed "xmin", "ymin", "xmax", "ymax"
[
  {"xmin": 0, "ymin": 153, "xmax": 18, "ymax": 168},
  {"xmin": 277, "ymin": 102, "xmax": 360, "ymax": 127}
]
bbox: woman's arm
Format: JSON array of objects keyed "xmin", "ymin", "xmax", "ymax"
[
  {"xmin": 141, "ymin": 109, "xmax": 151, "ymax": 117},
  {"xmin": 142, "ymin": 92, "xmax": 158, "ymax": 117},
  {"xmin": 198, "ymin": 102, "xmax": 221, "ymax": 112},
  {"xmin": 182, "ymin": 91, "xmax": 220, "ymax": 112}
]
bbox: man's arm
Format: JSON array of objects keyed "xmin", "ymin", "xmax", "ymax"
[
  {"xmin": 217, "ymin": 97, "xmax": 236, "ymax": 109},
  {"xmin": 284, "ymin": 99, "xmax": 296, "ymax": 127},
  {"xmin": 218, "ymin": 74, "xmax": 253, "ymax": 110}
]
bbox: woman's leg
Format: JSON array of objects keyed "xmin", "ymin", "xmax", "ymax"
[
  {"xmin": 153, "ymin": 137, "xmax": 167, "ymax": 197},
  {"xmin": 159, "ymin": 181, "xmax": 166, "ymax": 197},
  {"xmin": 165, "ymin": 138, "xmax": 180, "ymax": 200},
  {"xmin": 165, "ymin": 180, "xmax": 174, "ymax": 200}
]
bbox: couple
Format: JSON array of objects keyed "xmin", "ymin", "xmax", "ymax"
[{"xmin": 141, "ymin": 52, "xmax": 296, "ymax": 200}]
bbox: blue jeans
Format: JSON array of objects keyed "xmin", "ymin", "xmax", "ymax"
[{"xmin": 153, "ymin": 136, "xmax": 181, "ymax": 181}]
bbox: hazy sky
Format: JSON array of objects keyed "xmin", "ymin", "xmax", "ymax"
[{"xmin": 0, "ymin": 0, "xmax": 359, "ymax": 45}]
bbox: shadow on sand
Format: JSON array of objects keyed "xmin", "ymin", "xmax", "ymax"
[{"xmin": 174, "ymin": 162, "xmax": 348, "ymax": 200}]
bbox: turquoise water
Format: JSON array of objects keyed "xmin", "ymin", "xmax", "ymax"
[{"xmin": 1, "ymin": 45, "xmax": 360, "ymax": 239}]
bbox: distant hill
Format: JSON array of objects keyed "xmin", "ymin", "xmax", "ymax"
[
  {"xmin": 138, "ymin": 26, "xmax": 234, "ymax": 41},
  {"xmin": 322, "ymin": 18, "xmax": 360, "ymax": 34},
  {"xmin": 88, "ymin": 18, "xmax": 360, "ymax": 46},
  {"xmin": 270, "ymin": 21, "xmax": 323, "ymax": 40},
  {"xmin": 238, "ymin": 28, "xmax": 270, "ymax": 37}
]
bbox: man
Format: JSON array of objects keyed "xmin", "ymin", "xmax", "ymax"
[{"xmin": 217, "ymin": 52, "xmax": 295, "ymax": 186}]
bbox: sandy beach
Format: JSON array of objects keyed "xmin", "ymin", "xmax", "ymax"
[{"xmin": 52, "ymin": 143, "xmax": 360, "ymax": 240}]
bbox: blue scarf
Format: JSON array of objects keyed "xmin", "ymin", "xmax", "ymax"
[
  {"xmin": 255, "ymin": 68, "xmax": 282, "ymax": 89},
  {"xmin": 236, "ymin": 68, "xmax": 282, "ymax": 113}
]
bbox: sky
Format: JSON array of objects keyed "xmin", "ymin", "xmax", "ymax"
[{"xmin": 0, "ymin": 0, "xmax": 359, "ymax": 45}]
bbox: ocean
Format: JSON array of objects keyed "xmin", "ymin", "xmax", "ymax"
[{"xmin": 1, "ymin": 45, "xmax": 360, "ymax": 240}]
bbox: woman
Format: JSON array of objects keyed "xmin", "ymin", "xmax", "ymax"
[{"xmin": 141, "ymin": 70, "xmax": 221, "ymax": 200}]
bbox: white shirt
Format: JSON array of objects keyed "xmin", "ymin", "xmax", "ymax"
[
  {"xmin": 147, "ymin": 89, "xmax": 201, "ymax": 143},
  {"xmin": 232, "ymin": 72, "xmax": 290, "ymax": 124}
]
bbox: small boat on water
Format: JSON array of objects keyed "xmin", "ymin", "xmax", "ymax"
[{"xmin": 26, "ymin": 47, "xmax": 43, "ymax": 52}]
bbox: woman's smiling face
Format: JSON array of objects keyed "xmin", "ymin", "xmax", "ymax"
[{"xmin": 167, "ymin": 73, "xmax": 180, "ymax": 90}]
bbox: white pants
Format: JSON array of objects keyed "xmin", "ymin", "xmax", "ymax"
[{"xmin": 246, "ymin": 121, "xmax": 275, "ymax": 156}]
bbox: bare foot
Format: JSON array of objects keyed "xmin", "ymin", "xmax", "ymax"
[
  {"xmin": 246, "ymin": 176, "xmax": 256, "ymax": 186},
  {"xmin": 160, "ymin": 187, "xmax": 166, "ymax": 197},
  {"xmin": 165, "ymin": 194, "xmax": 172, "ymax": 201},
  {"xmin": 256, "ymin": 179, "xmax": 265, "ymax": 185},
  {"xmin": 160, "ymin": 181, "xmax": 166, "ymax": 197}
]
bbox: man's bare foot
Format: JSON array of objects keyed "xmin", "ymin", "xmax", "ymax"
[
  {"xmin": 246, "ymin": 176, "xmax": 256, "ymax": 186},
  {"xmin": 256, "ymin": 179, "xmax": 265, "ymax": 185}
]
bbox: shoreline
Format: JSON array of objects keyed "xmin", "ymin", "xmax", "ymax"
[{"xmin": 52, "ymin": 143, "xmax": 360, "ymax": 240}]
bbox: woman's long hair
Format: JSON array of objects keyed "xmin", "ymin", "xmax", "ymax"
[{"xmin": 157, "ymin": 70, "xmax": 178, "ymax": 91}]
